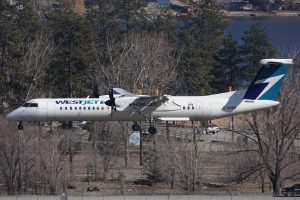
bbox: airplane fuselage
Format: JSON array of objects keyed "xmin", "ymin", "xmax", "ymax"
[{"xmin": 6, "ymin": 90, "xmax": 279, "ymax": 122}]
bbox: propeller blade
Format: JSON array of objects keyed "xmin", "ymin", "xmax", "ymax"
[
  {"xmin": 105, "ymin": 88, "xmax": 117, "ymax": 112},
  {"xmin": 109, "ymin": 88, "xmax": 114, "ymax": 100}
]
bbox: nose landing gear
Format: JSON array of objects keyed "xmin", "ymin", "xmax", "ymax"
[{"xmin": 18, "ymin": 122, "xmax": 24, "ymax": 130}]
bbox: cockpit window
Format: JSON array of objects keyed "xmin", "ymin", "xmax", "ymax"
[{"xmin": 22, "ymin": 103, "xmax": 38, "ymax": 107}]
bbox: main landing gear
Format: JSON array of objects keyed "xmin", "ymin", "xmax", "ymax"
[
  {"xmin": 18, "ymin": 122, "xmax": 24, "ymax": 130},
  {"xmin": 132, "ymin": 122, "xmax": 157, "ymax": 135}
]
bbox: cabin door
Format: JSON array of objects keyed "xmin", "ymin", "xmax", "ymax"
[{"xmin": 47, "ymin": 101, "xmax": 55, "ymax": 121}]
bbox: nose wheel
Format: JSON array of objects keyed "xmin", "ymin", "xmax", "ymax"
[
  {"xmin": 18, "ymin": 122, "xmax": 23, "ymax": 130},
  {"xmin": 132, "ymin": 123, "xmax": 141, "ymax": 131},
  {"xmin": 148, "ymin": 126, "xmax": 157, "ymax": 134}
]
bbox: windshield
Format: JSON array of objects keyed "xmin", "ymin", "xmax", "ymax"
[{"xmin": 22, "ymin": 103, "xmax": 38, "ymax": 107}]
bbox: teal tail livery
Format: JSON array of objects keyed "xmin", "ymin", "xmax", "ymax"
[
  {"xmin": 6, "ymin": 58, "xmax": 293, "ymax": 132},
  {"xmin": 243, "ymin": 59, "xmax": 293, "ymax": 101}
]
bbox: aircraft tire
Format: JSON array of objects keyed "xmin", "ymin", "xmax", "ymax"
[
  {"xmin": 18, "ymin": 124, "xmax": 24, "ymax": 130},
  {"xmin": 132, "ymin": 123, "xmax": 140, "ymax": 131},
  {"xmin": 148, "ymin": 126, "xmax": 157, "ymax": 134}
]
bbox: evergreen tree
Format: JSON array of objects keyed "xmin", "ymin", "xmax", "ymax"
[
  {"xmin": 213, "ymin": 33, "xmax": 241, "ymax": 92},
  {"xmin": 176, "ymin": 3, "xmax": 227, "ymax": 95},
  {"xmin": 87, "ymin": 0, "xmax": 148, "ymax": 45},
  {"xmin": 0, "ymin": 0, "xmax": 40, "ymax": 110},
  {"xmin": 240, "ymin": 24, "xmax": 277, "ymax": 83},
  {"xmin": 46, "ymin": 9, "xmax": 96, "ymax": 98},
  {"xmin": 0, "ymin": 2, "xmax": 21, "ymax": 109}
]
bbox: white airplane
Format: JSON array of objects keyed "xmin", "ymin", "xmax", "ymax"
[{"xmin": 6, "ymin": 59, "xmax": 293, "ymax": 134}]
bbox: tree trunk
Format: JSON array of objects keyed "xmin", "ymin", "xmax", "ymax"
[{"xmin": 270, "ymin": 175, "xmax": 280, "ymax": 197}]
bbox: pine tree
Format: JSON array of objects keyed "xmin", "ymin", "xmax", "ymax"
[
  {"xmin": 0, "ymin": 0, "xmax": 40, "ymax": 110},
  {"xmin": 176, "ymin": 3, "xmax": 227, "ymax": 95},
  {"xmin": 46, "ymin": 9, "xmax": 96, "ymax": 98},
  {"xmin": 240, "ymin": 24, "xmax": 277, "ymax": 83},
  {"xmin": 213, "ymin": 33, "xmax": 241, "ymax": 92}
]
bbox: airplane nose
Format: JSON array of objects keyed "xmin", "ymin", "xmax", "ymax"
[
  {"xmin": 5, "ymin": 110, "xmax": 19, "ymax": 121},
  {"xmin": 5, "ymin": 112, "xmax": 14, "ymax": 120},
  {"xmin": 5, "ymin": 112, "xmax": 12, "ymax": 120}
]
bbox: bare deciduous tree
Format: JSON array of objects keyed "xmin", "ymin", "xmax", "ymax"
[
  {"xmin": 36, "ymin": 131, "xmax": 67, "ymax": 194},
  {"xmin": 228, "ymin": 56, "xmax": 300, "ymax": 196},
  {"xmin": 156, "ymin": 134, "xmax": 206, "ymax": 192},
  {"xmin": 86, "ymin": 122, "xmax": 124, "ymax": 181},
  {"xmin": 96, "ymin": 32, "xmax": 179, "ymax": 95},
  {"xmin": 0, "ymin": 121, "xmax": 68, "ymax": 195},
  {"xmin": 21, "ymin": 32, "xmax": 53, "ymax": 100},
  {"xmin": 99, "ymin": 122, "xmax": 123, "ymax": 180},
  {"xmin": 0, "ymin": 123, "xmax": 38, "ymax": 194}
]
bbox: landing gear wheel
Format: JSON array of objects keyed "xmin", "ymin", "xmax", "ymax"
[
  {"xmin": 132, "ymin": 123, "xmax": 141, "ymax": 131},
  {"xmin": 148, "ymin": 126, "xmax": 157, "ymax": 134},
  {"xmin": 18, "ymin": 123, "xmax": 24, "ymax": 130}
]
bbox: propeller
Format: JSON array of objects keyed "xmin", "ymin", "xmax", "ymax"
[{"xmin": 105, "ymin": 89, "xmax": 117, "ymax": 112}]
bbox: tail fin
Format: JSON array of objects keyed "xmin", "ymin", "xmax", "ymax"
[{"xmin": 243, "ymin": 59, "xmax": 293, "ymax": 101}]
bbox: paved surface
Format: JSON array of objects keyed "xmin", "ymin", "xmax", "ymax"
[{"xmin": 0, "ymin": 195, "xmax": 299, "ymax": 200}]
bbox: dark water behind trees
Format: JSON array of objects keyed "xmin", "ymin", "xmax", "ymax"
[{"xmin": 226, "ymin": 17, "xmax": 300, "ymax": 52}]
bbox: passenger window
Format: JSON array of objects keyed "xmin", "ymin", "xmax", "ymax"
[
  {"xmin": 88, "ymin": 107, "xmax": 90, "ymax": 110},
  {"xmin": 83, "ymin": 107, "xmax": 86, "ymax": 110},
  {"xmin": 75, "ymin": 107, "xmax": 77, "ymax": 110},
  {"xmin": 65, "ymin": 107, "xmax": 67, "ymax": 110},
  {"xmin": 79, "ymin": 107, "xmax": 81, "ymax": 110},
  {"xmin": 188, "ymin": 107, "xmax": 190, "ymax": 110},
  {"xmin": 183, "ymin": 106, "xmax": 185, "ymax": 110},
  {"xmin": 70, "ymin": 107, "xmax": 72, "ymax": 110},
  {"xmin": 192, "ymin": 107, "xmax": 194, "ymax": 110},
  {"xmin": 60, "ymin": 107, "xmax": 62, "ymax": 110},
  {"xmin": 93, "ymin": 107, "xmax": 95, "ymax": 110},
  {"xmin": 97, "ymin": 107, "xmax": 99, "ymax": 110}
]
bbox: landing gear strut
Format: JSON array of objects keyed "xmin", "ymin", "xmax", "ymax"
[
  {"xmin": 147, "ymin": 115, "xmax": 157, "ymax": 134},
  {"xmin": 18, "ymin": 122, "xmax": 24, "ymax": 130}
]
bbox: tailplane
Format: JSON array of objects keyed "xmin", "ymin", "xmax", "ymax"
[{"xmin": 243, "ymin": 59, "xmax": 293, "ymax": 101}]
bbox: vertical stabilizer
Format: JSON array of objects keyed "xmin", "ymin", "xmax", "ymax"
[{"xmin": 243, "ymin": 59, "xmax": 293, "ymax": 101}]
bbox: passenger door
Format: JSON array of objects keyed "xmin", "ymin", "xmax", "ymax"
[
  {"xmin": 196, "ymin": 102, "xmax": 203, "ymax": 118},
  {"xmin": 47, "ymin": 101, "xmax": 55, "ymax": 121}
]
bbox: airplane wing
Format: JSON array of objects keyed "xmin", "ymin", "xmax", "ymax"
[
  {"xmin": 129, "ymin": 95, "xmax": 182, "ymax": 113},
  {"xmin": 113, "ymin": 88, "xmax": 176, "ymax": 112},
  {"xmin": 136, "ymin": 95, "xmax": 169, "ymax": 103},
  {"xmin": 113, "ymin": 88, "xmax": 138, "ymax": 97},
  {"xmin": 113, "ymin": 88, "xmax": 169, "ymax": 103}
]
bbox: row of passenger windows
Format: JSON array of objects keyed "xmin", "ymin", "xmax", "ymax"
[
  {"xmin": 182, "ymin": 106, "xmax": 195, "ymax": 110},
  {"xmin": 60, "ymin": 106, "xmax": 109, "ymax": 111},
  {"xmin": 60, "ymin": 106, "xmax": 195, "ymax": 111}
]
